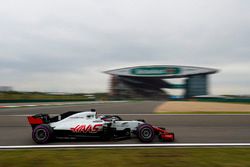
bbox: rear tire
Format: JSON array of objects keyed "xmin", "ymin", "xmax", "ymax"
[
  {"xmin": 137, "ymin": 124, "xmax": 155, "ymax": 143},
  {"xmin": 32, "ymin": 124, "xmax": 53, "ymax": 144}
]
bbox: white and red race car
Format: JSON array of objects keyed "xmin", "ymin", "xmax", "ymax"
[{"xmin": 27, "ymin": 109, "xmax": 174, "ymax": 144}]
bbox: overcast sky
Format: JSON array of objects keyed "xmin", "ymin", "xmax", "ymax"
[{"xmin": 0, "ymin": 0, "xmax": 249, "ymax": 95}]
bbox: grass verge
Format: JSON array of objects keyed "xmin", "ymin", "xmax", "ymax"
[
  {"xmin": 0, "ymin": 148, "xmax": 250, "ymax": 167},
  {"xmin": 0, "ymin": 92, "xmax": 110, "ymax": 102}
]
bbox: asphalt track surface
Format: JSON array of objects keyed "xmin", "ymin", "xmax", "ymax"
[{"xmin": 0, "ymin": 101, "xmax": 249, "ymax": 146}]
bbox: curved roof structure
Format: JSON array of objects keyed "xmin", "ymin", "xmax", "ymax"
[
  {"xmin": 104, "ymin": 65, "xmax": 218, "ymax": 78},
  {"xmin": 105, "ymin": 65, "xmax": 218, "ymax": 99}
]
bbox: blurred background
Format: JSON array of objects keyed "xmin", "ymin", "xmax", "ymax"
[{"xmin": 0, "ymin": 0, "xmax": 250, "ymax": 102}]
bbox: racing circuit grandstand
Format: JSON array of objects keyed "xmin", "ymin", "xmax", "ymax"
[{"xmin": 105, "ymin": 65, "xmax": 218, "ymax": 100}]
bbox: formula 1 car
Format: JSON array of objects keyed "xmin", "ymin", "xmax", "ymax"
[{"xmin": 27, "ymin": 109, "xmax": 174, "ymax": 144}]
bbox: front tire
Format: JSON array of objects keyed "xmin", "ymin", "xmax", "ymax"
[
  {"xmin": 32, "ymin": 124, "xmax": 53, "ymax": 144},
  {"xmin": 137, "ymin": 124, "xmax": 155, "ymax": 143}
]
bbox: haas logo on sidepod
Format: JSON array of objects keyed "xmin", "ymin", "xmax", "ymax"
[{"xmin": 70, "ymin": 124, "xmax": 103, "ymax": 133}]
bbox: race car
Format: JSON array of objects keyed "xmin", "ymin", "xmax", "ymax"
[{"xmin": 27, "ymin": 109, "xmax": 174, "ymax": 144}]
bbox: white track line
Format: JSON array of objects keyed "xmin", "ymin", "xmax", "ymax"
[{"xmin": 0, "ymin": 143, "xmax": 250, "ymax": 149}]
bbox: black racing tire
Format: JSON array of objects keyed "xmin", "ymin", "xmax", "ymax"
[
  {"xmin": 32, "ymin": 124, "xmax": 53, "ymax": 144},
  {"xmin": 137, "ymin": 124, "xmax": 155, "ymax": 143}
]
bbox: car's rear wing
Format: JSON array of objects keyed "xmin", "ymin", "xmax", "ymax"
[{"xmin": 27, "ymin": 114, "xmax": 50, "ymax": 129}]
